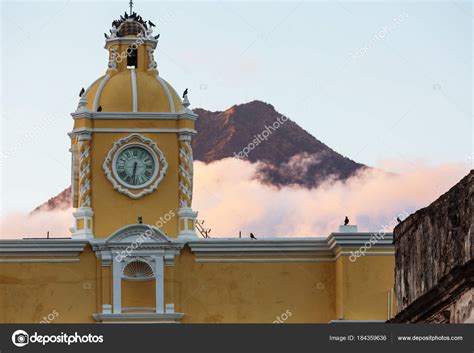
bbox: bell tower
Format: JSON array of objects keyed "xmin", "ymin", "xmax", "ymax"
[{"xmin": 69, "ymin": 10, "xmax": 198, "ymax": 240}]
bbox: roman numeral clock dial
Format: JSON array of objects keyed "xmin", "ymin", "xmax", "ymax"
[
  {"xmin": 115, "ymin": 146, "xmax": 155, "ymax": 186},
  {"xmin": 103, "ymin": 134, "xmax": 168, "ymax": 199}
]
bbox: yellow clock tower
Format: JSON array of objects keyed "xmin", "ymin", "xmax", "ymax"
[
  {"xmin": 69, "ymin": 11, "xmax": 198, "ymax": 240},
  {"xmin": 0, "ymin": 6, "xmax": 397, "ymax": 324}
]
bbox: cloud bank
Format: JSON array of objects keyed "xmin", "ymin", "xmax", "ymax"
[
  {"xmin": 0, "ymin": 208, "xmax": 74, "ymax": 240},
  {"xmin": 193, "ymin": 158, "xmax": 470, "ymax": 237},
  {"xmin": 0, "ymin": 157, "xmax": 470, "ymax": 239}
]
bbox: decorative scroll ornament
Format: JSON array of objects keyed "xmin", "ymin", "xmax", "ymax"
[
  {"xmin": 108, "ymin": 48, "xmax": 118, "ymax": 69},
  {"xmin": 147, "ymin": 48, "xmax": 157, "ymax": 71},
  {"xmin": 78, "ymin": 137, "xmax": 91, "ymax": 207},
  {"xmin": 103, "ymin": 134, "xmax": 168, "ymax": 199},
  {"xmin": 178, "ymin": 134, "xmax": 193, "ymax": 208}
]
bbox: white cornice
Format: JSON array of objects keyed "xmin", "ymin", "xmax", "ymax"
[
  {"xmin": 104, "ymin": 37, "xmax": 158, "ymax": 49},
  {"xmin": 0, "ymin": 258, "xmax": 80, "ymax": 263},
  {"xmin": 187, "ymin": 238, "xmax": 331, "ymax": 256},
  {"xmin": 0, "ymin": 239, "xmax": 87, "ymax": 256},
  {"xmin": 0, "ymin": 233, "xmax": 394, "ymax": 260},
  {"xmin": 70, "ymin": 127, "xmax": 197, "ymax": 135},
  {"xmin": 71, "ymin": 111, "xmax": 197, "ymax": 120},
  {"xmin": 327, "ymin": 232, "xmax": 394, "ymax": 252},
  {"xmin": 186, "ymin": 233, "xmax": 394, "ymax": 257},
  {"xmin": 195, "ymin": 258, "xmax": 335, "ymax": 263}
]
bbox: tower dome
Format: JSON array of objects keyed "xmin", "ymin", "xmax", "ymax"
[
  {"xmin": 82, "ymin": 11, "xmax": 183, "ymax": 113},
  {"xmin": 84, "ymin": 71, "xmax": 182, "ymax": 113}
]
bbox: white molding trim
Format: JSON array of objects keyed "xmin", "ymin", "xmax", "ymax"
[
  {"xmin": 83, "ymin": 75, "xmax": 105, "ymax": 99},
  {"xmin": 194, "ymin": 258, "xmax": 335, "ymax": 263},
  {"xmin": 131, "ymin": 69, "xmax": 138, "ymax": 112},
  {"xmin": 0, "ymin": 259, "xmax": 80, "ymax": 263},
  {"xmin": 102, "ymin": 134, "xmax": 168, "ymax": 199},
  {"xmin": 72, "ymin": 207, "xmax": 94, "ymax": 239},
  {"xmin": 93, "ymin": 74, "xmax": 111, "ymax": 111},
  {"xmin": 71, "ymin": 112, "xmax": 197, "ymax": 120},
  {"xmin": 0, "ymin": 240, "xmax": 87, "ymax": 256},
  {"xmin": 104, "ymin": 37, "xmax": 158, "ymax": 48},
  {"xmin": 71, "ymin": 111, "xmax": 197, "ymax": 120},
  {"xmin": 155, "ymin": 76, "xmax": 175, "ymax": 113},
  {"xmin": 186, "ymin": 234, "xmax": 394, "ymax": 257},
  {"xmin": 92, "ymin": 312, "xmax": 184, "ymax": 323},
  {"xmin": 122, "ymin": 307, "xmax": 155, "ymax": 313},
  {"xmin": 327, "ymin": 232, "xmax": 394, "ymax": 251},
  {"xmin": 163, "ymin": 79, "xmax": 181, "ymax": 107},
  {"xmin": 72, "ymin": 127, "xmax": 197, "ymax": 134}
]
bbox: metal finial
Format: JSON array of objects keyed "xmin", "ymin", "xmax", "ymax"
[{"xmin": 129, "ymin": 0, "xmax": 133, "ymax": 14}]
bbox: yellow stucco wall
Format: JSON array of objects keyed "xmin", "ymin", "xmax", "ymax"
[
  {"xmin": 174, "ymin": 248, "xmax": 336, "ymax": 323},
  {"xmin": 336, "ymin": 252, "xmax": 395, "ymax": 321},
  {"xmin": 0, "ymin": 246, "xmax": 97, "ymax": 323},
  {"xmin": 122, "ymin": 280, "xmax": 156, "ymax": 308},
  {"xmin": 87, "ymin": 131, "xmax": 181, "ymax": 238},
  {"xmin": 0, "ymin": 245, "xmax": 395, "ymax": 323}
]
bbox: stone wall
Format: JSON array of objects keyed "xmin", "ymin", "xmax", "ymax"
[{"xmin": 392, "ymin": 170, "xmax": 473, "ymax": 322}]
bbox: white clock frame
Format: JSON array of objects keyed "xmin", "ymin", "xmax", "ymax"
[
  {"xmin": 103, "ymin": 133, "xmax": 168, "ymax": 199},
  {"xmin": 112, "ymin": 142, "xmax": 159, "ymax": 189}
]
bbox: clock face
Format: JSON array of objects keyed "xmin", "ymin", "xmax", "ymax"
[{"xmin": 114, "ymin": 145, "xmax": 156, "ymax": 187}]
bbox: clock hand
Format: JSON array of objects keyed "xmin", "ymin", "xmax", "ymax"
[{"xmin": 132, "ymin": 162, "xmax": 138, "ymax": 179}]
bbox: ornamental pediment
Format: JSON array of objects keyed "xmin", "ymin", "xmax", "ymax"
[{"xmin": 107, "ymin": 224, "xmax": 170, "ymax": 244}]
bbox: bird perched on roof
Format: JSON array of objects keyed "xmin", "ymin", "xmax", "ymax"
[
  {"xmin": 79, "ymin": 87, "xmax": 85, "ymax": 97},
  {"xmin": 138, "ymin": 216, "xmax": 143, "ymax": 224},
  {"xmin": 344, "ymin": 216, "xmax": 349, "ymax": 226},
  {"xmin": 182, "ymin": 88, "xmax": 188, "ymax": 98},
  {"xmin": 397, "ymin": 217, "xmax": 402, "ymax": 223},
  {"xmin": 97, "ymin": 106, "xmax": 103, "ymax": 112},
  {"xmin": 148, "ymin": 20, "xmax": 156, "ymax": 28},
  {"xmin": 250, "ymin": 233, "xmax": 257, "ymax": 240}
]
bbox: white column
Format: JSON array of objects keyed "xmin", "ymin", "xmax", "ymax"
[
  {"xmin": 112, "ymin": 256, "xmax": 122, "ymax": 314},
  {"xmin": 155, "ymin": 256, "xmax": 164, "ymax": 313},
  {"xmin": 72, "ymin": 131, "xmax": 94, "ymax": 240}
]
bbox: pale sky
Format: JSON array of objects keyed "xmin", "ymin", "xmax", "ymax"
[{"xmin": 0, "ymin": 0, "xmax": 472, "ymax": 213}]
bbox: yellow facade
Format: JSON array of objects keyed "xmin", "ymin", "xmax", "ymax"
[
  {"xmin": 0, "ymin": 11, "xmax": 396, "ymax": 323},
  {"xmin": 0, "ymin": 239, "xmax": 395, "ymax": 323}
]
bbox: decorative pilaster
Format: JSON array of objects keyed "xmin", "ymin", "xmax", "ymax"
[
  {"xmin": 178, "ymin": 130, "xmax": 197, "ymax": 238},
  {"xmin": 72, "ymin": 131, "xmax": 94, "ymax": 239},
  {"xmin": 112, "ymin": 255, "xmax": 122, "ymax": 314},
  {"xmin": 154, "ymin": 256, "xmax": 165, "ymax": 313}
]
